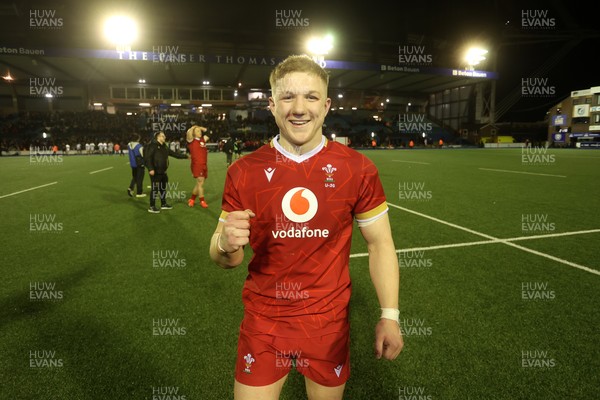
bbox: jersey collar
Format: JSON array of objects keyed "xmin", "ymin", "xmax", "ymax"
[{"xmin": 272, "ymin": 134, "xmax": 326, "ymax": 163}]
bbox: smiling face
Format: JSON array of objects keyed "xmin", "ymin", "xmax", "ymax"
[{"xmin": 269, "ymin": 71, "xmax": 331, "ymax": 154}]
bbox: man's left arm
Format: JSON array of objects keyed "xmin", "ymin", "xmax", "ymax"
[
  {"xmin": 168, "ymin": 147, "xmax": 188, "ymax": 159},
  {"xmin": 359, "ymin": 213, "xmax": 404, "ymax": 360}
]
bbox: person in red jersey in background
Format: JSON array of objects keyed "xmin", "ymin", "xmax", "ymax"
[
  {"xmin": 186, "ymin": 124, "xmax": 210, "ymax": 208},
  {"xmin": 209, "ymin": 55, "xmax": 403, "ymax": 400}
]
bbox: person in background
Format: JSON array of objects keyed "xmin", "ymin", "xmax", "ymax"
[
  {"xmin": 186, "ymin": 125, "xmax": 210, "ymax": 208},
  {"xmin": 144, "ymin": 131, "xmax": 188, "ymax": 213},
  {"xmin": 127, "ymin": 133, "xmax": 146, "ymax": 198},
  {"xmin": 223, "ymin": 136, "xmax": 235, "ymax": 167}
]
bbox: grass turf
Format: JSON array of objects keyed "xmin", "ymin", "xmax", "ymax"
[{"xmin": 0, "ymin": 147, "xmax": 598, "ymax": 399}]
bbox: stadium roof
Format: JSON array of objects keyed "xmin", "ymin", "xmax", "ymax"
[
  {"xmin": 0, "ymin": 0, "xmax": 597, "ymax": 118},
  {"xmin": 0, "ymin": 49, "xmax": 495, "ymax": 96},
  {"xmin": 0, "ymin": 0, "xmax": 499, "ymax": 98}
]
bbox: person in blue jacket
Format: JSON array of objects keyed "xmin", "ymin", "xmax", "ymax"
[{"xmin": 127, "ymin": 133, "xmax": 146, "ymax": 198}]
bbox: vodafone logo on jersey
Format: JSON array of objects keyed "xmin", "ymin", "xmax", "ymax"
[
  {"xmin": 272, "ymin": 187, "xmax": 329, "ymax": 239},
  {"xmin": 281, "ymin": 187, "xmax": 318, "ymax": 223}
]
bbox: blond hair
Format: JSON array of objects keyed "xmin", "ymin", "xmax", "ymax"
[{"xmin": 269, "ymin": 55, "xmax": 329, "ymax": 97}]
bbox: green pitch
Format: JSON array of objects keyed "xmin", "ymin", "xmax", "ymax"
[{"xmin": 1, "ymin": 148, "xmax": 599, "ymax": 399}]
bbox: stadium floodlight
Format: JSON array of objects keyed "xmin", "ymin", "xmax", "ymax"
[
  {"xmin": 103, "ymin": 15, "xmax": 137, "ymax": 51},
  {"xmin": 307, "ymin": 34, "xmax": 334, "ymax": 55},
  {"xmin": 307, "ymin": 34, "xmax": 334, "ymax": 67},
  {"xmin": 465, "ymin": 47, "xmax": 488, "ymax": 69}
]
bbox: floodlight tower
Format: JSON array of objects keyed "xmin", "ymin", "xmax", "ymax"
[
  {"xmin": 306, "ymin": 34, "xmax": 334, "ymax": 67},
  {"xmin": 103, "ymin": 15, "xmax": 138, "ymax": 53},
  {"xmin": 464, "ymin": 47, "xmax": 488, "ymax": 71}
]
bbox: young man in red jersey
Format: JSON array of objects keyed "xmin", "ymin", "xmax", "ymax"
[
  {"xmin": 186, "ymin": 125, "xmax": 209, "ymax": 208},
  {"xmin": 209, "ymin": 54, "xmax": 403, "ymax": 400}
]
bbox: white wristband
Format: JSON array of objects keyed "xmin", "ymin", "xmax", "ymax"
[{"xmin": 380, "ymin": 308, "xmax": 400, "ymax": 324}]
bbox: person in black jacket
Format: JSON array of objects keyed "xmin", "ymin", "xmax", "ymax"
[
  {"xmin": 223, "ymin": 136, "xmax": 235, "ymax": 167},
  {"xmin": 144, "ymin": 131, "xmax": 188, "ymax": 213}
]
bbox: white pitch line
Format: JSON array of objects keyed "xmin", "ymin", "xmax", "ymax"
[
  {"xmin": 392, "ymin": 160, "xmax": 430, "ymax": 165},
  {"xmin": 504, "ymin": 229, "xmax": 600, "ymax": 242},
  {"xmin": 351, "ymin": 228, "xmax": 600, "ymax": 258},
  {"xmin": 479, "ymin": 168, "xmax": 566, "ymax": 178},
  {"xmin": 0, "ymin": 181, "xmax": 58, "ymax": 199},
  {"xmin": 501, "ymin": 240, "xmax": 600, "ymax": 276},
  {"xmin": 350, "ymin": 239, "xmax": 497, "ymax": 258},
  {"xmin": 387, "ymin": 203, "xmax": 497, "ymax": 240},
  {"xmin": 385, "ymin": 202, "xmax": 600, "ymax": 276},
  {"xmin": 89, "ymin": 166, "xmax": 114, "ymax": 174}
]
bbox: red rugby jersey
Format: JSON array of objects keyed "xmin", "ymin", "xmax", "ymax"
[
  {"xmin": 220, "ymin": 135, "xmax": 388, "ymax": 338},
  {"xmin": 188, "ymin": 137, "xmax": 207, "ymax": 165}
]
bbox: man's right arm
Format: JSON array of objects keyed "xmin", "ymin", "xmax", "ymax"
[
  {"xmin": 209, "ymin": 210, "xmax": 255, "ymax": 268},
  {"xmin": 186, "ymin": 127, "xmax": 194, "ymax": 143}
]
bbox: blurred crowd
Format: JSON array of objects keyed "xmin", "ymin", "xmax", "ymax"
[
  {"xmin": 0, "ymin": 109, "xmax": 426, "ymax": 154},
  {"xmin": 0, "ymin": 110, "xmax": 270, "ymax": 153}
]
